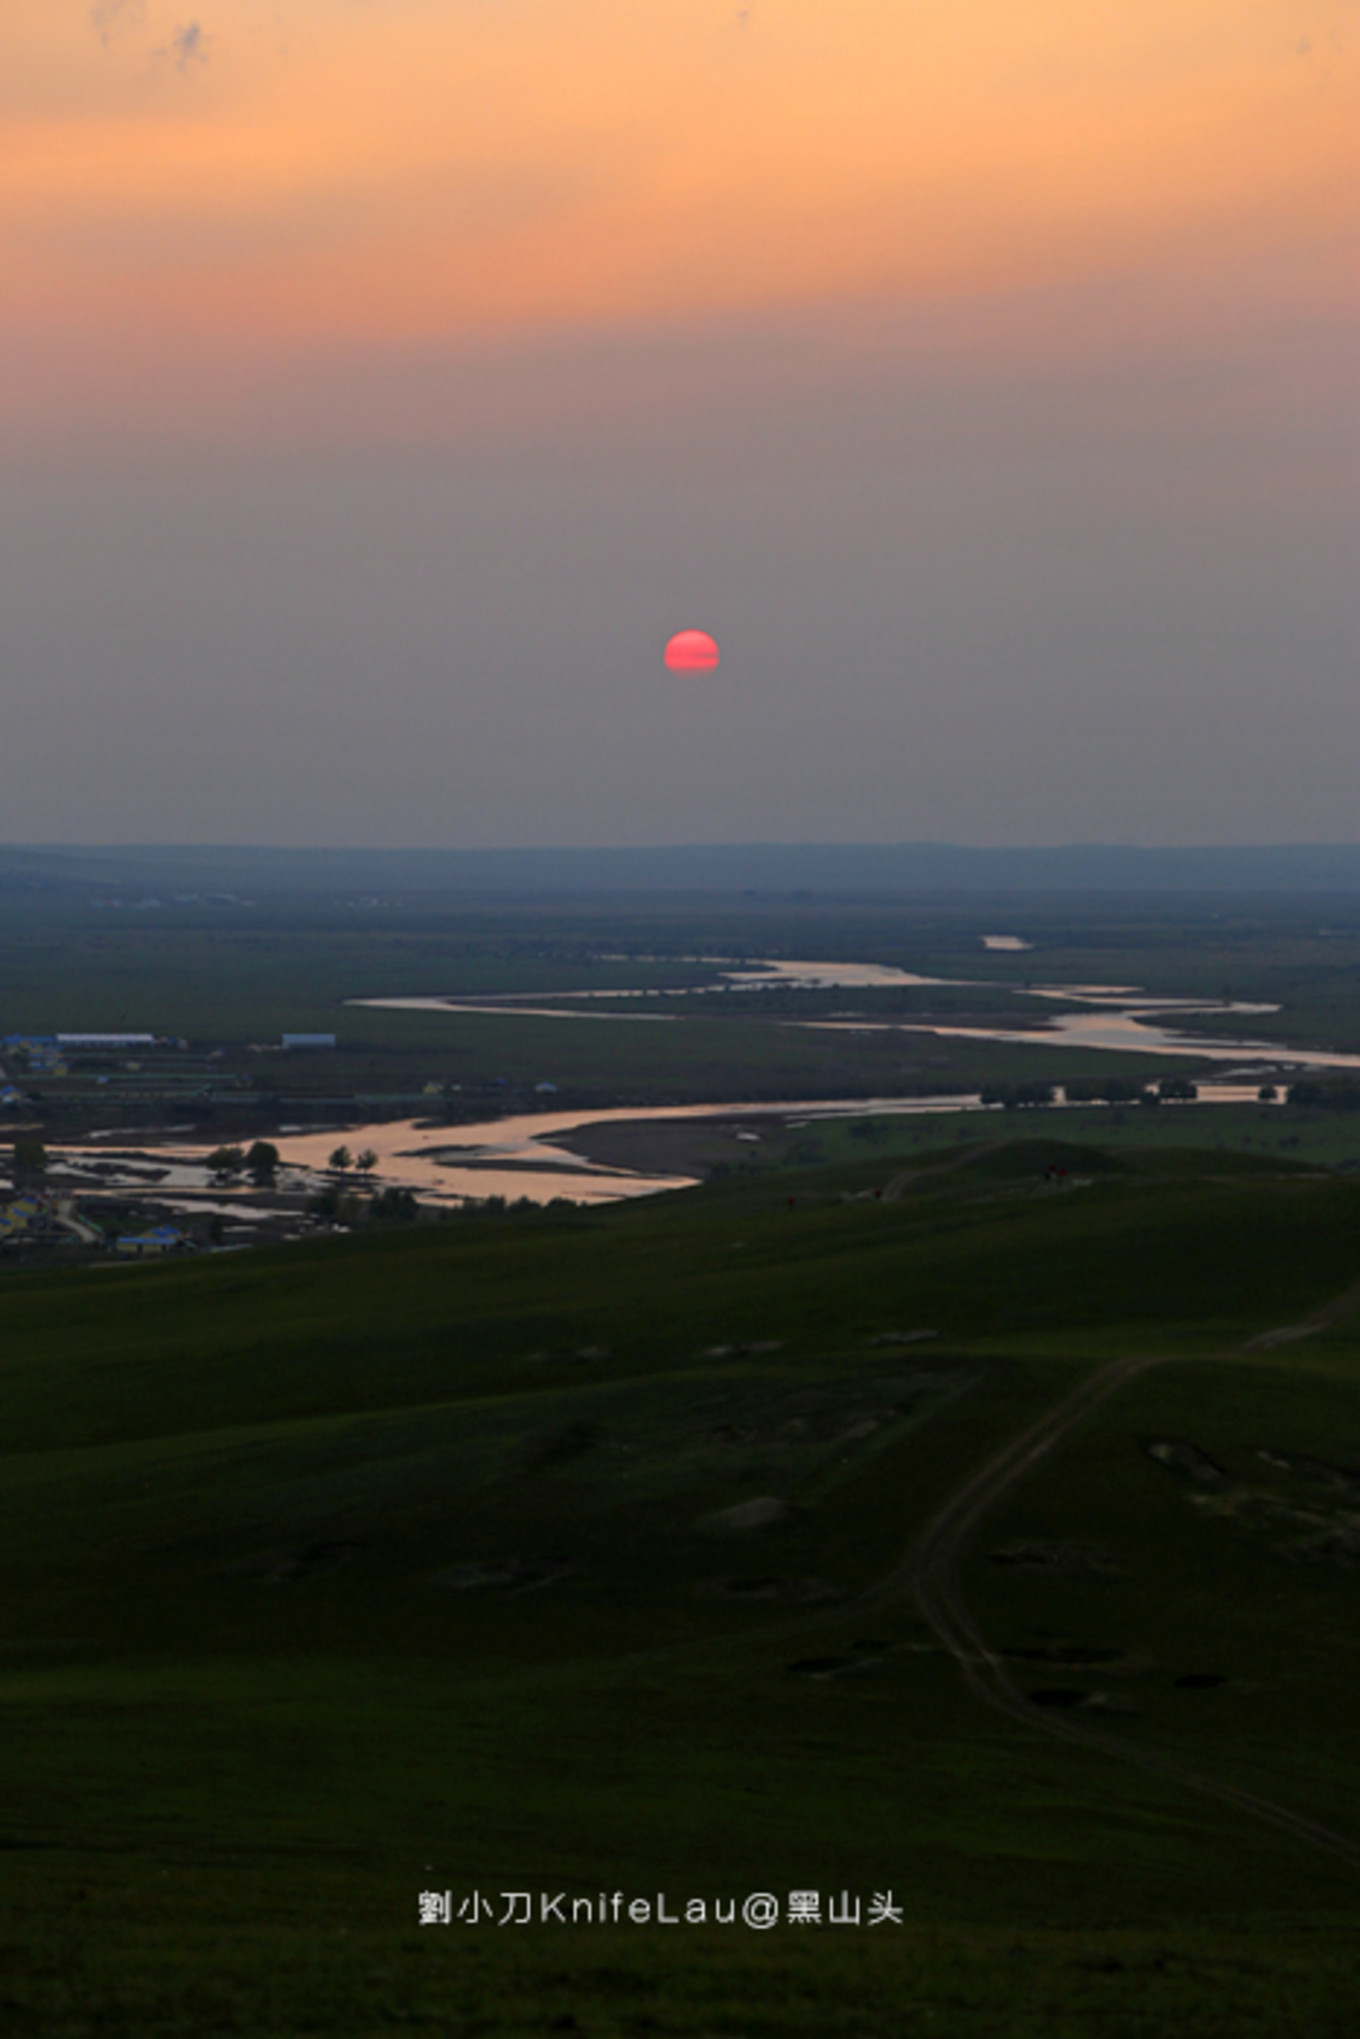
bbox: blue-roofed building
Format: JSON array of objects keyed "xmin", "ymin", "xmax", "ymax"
[
  {"xmin": 114, "ymin": 1225, "xmax": 187, "ymax": 1257},
  {"xmin": 0, "ymin": 1196, "xmax": 43, "ymax": 1243}
]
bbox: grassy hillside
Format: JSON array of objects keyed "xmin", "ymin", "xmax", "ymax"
[{"xmin": 4, "ymin": 1142, "xmax": 1360, "ymax": 2033}]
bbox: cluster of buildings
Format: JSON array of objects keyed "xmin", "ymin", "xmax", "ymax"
[
  {"xmin": 3, "ymin": 1035, "xmax": 74, "ymax": 1076},
  {"xmin": 0, "ymin": 1193, "xmax": 46, "ymax": 1244},
  {"xmin": 0, "ymin": 1189, "xmax": 190, "ymax": 1258},
  {"xmin": 0, "ymin": 1032, "xmax": 235, "ymax": 1111},
  {"xmin": 3, "ymin": 1033, "xmax": 162, "ymax": 1081},
  {"xmin": 0, "ymin": 1190, "xmax": 107, "ymax": 1251}
]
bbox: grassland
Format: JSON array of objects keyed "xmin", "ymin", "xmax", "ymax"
[
  {"xmin": 0, "ymin": 904, "xmax": 1184, "ymax": 1128},
  {"xmin": 4, "ymin": 1138, "xmax": 1360, "ymax": 2033},
  {"xmin": 9, "ymin": 879, "xmax": 1360, "ymax": 2030},
  {"xmin": 11, "ymin": 884, "xmax": 1360, "ymax": 1136},
  {"xmin": 549, "ymin": 1098, "xmax": 1360, "ymax": 1191}
]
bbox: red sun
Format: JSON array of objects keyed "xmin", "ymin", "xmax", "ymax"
[{"xmin": 663, "ymin": 628, "xmax": 720, "ymax": 673}]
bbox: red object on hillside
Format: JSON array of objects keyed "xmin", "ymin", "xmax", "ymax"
[{"xmin": 663, "ymin": 628, "xmax": 720, "ymax": 673}]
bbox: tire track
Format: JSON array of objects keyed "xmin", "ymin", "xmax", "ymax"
[{"xmin": 900, "ymin": 1336, "xmax": 1360, "ymax": 1869}]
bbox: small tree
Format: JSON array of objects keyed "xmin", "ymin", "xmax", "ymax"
[
  {"xmin": 12, "ymin": 1138, "xmax": 46, "ymax": 1176},
  {"xmin": 329, "ymin": 1145, "xmax": 353, "ymax": 1173},
  {"xmin": 245, "ymin": 1140, "xmax": 281, "ymax": 1183},
  {"xmin": 355, "ymin": 1148, "xmax": 378, "ymax": 1178},
  {"xmin": 206, "ymin": 1145, "xmax": 245, "ymax": 1181}
]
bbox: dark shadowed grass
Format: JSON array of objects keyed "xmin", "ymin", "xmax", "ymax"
[{"xmin": 4, "ymin": 1142, "xmax": 1360, "ymax": 2032}]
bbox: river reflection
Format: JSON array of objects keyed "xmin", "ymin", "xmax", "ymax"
[
  {"xmin": 42, "ymin": 959, "xmax": 1360, "ymax": 1211},
  {"xmin": 48, "ymin": 1079, "xmax": 1293, "ymax": 1213},
  {"xmin": 352, "ymin": 951, "xmax": 1360, "ymax": 1078},
  {"xmin": 349, "ymin": 956, "xmax": 963, "ymax": 1021},
  {"xmin": 800, "ymin": 1006, "xmax": 1360, "ymax": 1069},
  {"xmin": 247, "ymin": 1094, "xmax": 997, "ymax": 1205}
]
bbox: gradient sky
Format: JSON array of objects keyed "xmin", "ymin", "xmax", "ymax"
[{"xmin": 1, "ymin": 1, "xmax": 1355, "ymax": 847}]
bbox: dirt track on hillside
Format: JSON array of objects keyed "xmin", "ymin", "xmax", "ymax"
[{"xmin": 896, "ymin": 1290, "xmax": 1360, "ymax": 1869}]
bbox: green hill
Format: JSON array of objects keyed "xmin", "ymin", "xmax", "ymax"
[{"xmin": 4, "ymin": 1142, "xmax": 1360, "ymax": 2034}]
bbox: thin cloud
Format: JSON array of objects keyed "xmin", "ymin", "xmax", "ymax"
[
  {"xmin": 166, "ymin": 21, "xmax": 210, "ymax": 72},
  {"xmin": 91, "ymin": 0, "xmax": 146, "ymax": 44}
]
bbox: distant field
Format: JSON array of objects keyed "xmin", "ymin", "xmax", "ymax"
[
  {"xmin": 0, "ymin": 910, "xmax": 1195, "ymax": 1123},
  {"xmin": 554, "ymin": 1098, "xmax": 1360, "ymax": 1183},
  {"xmin": 4, "ymin": 1139, "xmax": 1360, "ymax": 2032},
  {"xmin": 12, "ymin": 885, "xmax": 1360, "ymax": 1140}
]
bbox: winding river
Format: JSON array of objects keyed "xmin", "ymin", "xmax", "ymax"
[{"xmin": 45, "ymin": 953, "xmax": 1359, "ymax": 1212}]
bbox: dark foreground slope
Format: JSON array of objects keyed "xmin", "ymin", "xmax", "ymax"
[{"xmin": 4, "ymin": 1144, "xmax": 1360, "ymax": 2035}]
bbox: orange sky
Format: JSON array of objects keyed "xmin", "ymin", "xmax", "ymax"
[
  {"xmin": 3, "ymin": 0, "xmax": 1354, "ymax": 429},
  {"xmin": 0, "ymin": 5, "xmax": 1356, "ymax": 850}
]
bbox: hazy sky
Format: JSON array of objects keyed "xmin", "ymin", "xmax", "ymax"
[{"xmin": 1, "ymin": 2, "xmax": 1355, "ymax": 847}]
